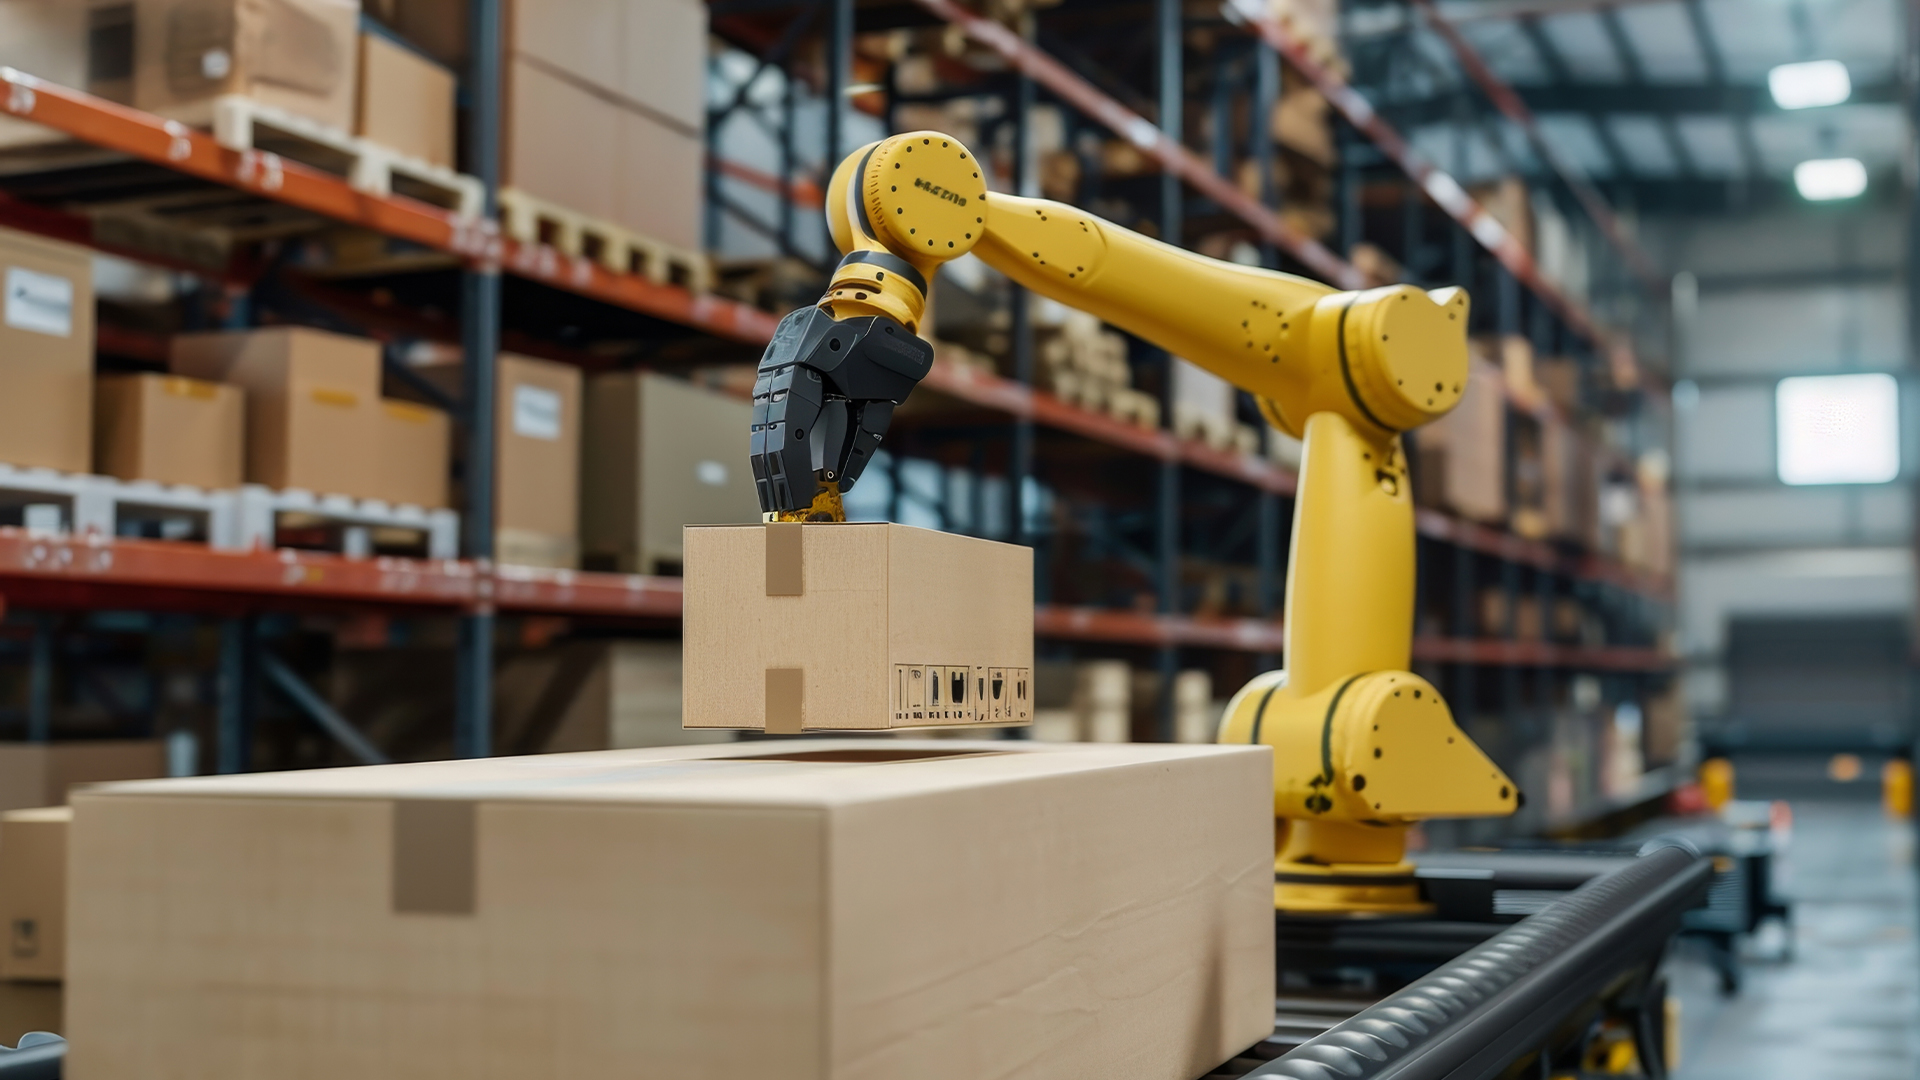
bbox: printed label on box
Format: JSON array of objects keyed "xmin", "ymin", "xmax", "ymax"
[
  {"xmin": 5, "ymin": 267, "xmax": 73, "ymax": 337},
  {"xmin": 512, "ymin": 384, "xmax": 563, "ymax": 440},
  {"xmin": 893, "ymin": 664, "xmax": 1031, "ymax": 726}
]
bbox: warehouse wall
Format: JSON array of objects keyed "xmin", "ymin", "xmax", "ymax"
[{"xmin": 1662, "ymin": 205, "xmax": 1913, "ymax": 718}]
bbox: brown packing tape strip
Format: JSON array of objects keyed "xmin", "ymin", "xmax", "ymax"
[
  {"xmin": 766, "ymin": 668, "xmax": 804, "ymax": 734},
  {"xmin": 392, "ymin": 800, "xmax": 478, "ymax": 916},
  {"xmin": 765, "ymin": 522, "xmax": 803, "ymax": 596}
]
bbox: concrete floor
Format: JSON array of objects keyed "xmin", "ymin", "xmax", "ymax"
[{"xmin": 1670, "ymin": 800, "xmax": 1919, "ymax": 1080}]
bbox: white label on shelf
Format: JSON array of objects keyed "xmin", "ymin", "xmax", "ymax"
[
  {"xmin": 5, "ymin": 267, "xmax": 72, "ymax": 337},
  {"xmin": 511, "ymin": 384, "xmax": 562, "ymax": 440},
  {"xmin": 696, "ymin": 460, "xmax": 728, "ymax": 486}
]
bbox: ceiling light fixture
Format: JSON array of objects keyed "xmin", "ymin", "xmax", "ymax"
[
  {"xmin": 1794, "ymin": 157, "xmax": 1867, "ymax": 201},
  {"xmin": 1769, "ymin": 59, "xmax": 1852, "ymax": 110}
]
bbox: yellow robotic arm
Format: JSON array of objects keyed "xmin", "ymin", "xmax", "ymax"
[{"xmin": 796, "ymin": 131, "xmax": 1516, "ymax": 914}]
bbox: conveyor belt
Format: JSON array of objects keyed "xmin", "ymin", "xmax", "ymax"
[{"xmin": 1242, "ymin": 845, "xmax": 1710, "ymax": 1080}]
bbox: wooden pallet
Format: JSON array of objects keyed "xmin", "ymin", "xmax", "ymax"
[
  {"xmin": 210, "ymin": 95, "xmax": 483, "ymax": 219},
  {"xmin": 499, "ymin": 188, "xmax": 713, "ymax": 293}
]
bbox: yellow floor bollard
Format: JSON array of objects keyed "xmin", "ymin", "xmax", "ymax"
[
  {"xmin": 1700, "ymin": 757, "xmax": 1735, "ymax": 812},
  {"xmin": 1883, "ymin": 759, "xmax": 1913, "ymax": 819}
]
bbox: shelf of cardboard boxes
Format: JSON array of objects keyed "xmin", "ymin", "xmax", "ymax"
[{"xmin": 0, "ymin": 30, "xmax": 1666, "ymax": 659}]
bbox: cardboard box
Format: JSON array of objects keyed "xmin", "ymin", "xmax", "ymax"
[
  {"xmin": 93, "ymin": 373, "xmax": 244, "ymax": 489},
  {"xmin": 0, "ymin": 807, "xmax": 67, "ymax": 981},
  {"xmin": 132, "ymin": 0, "xmax": 362, "ymax": 133},
  {"xmin": 494, "ymin": 640, "xmax": 726, "ymax": 755},
  {"xmin": 683, "ymin": 523, "xmax": 1034, "ymax": 731},
  {"xmin": 371, "ymin": 398, "xmax": 449, "ymax": 508},
  {"xmin": 418, "ymin": 353, "xmax": 581, "ymax": 566},
  {"xmin": 504, "ymin": 57, "xmax": 702, "ymax": 248},
  {"xmin": 0, "ymin": 740, "xmax": 166, "ymax": 813},
  {"xmin": 0, "ymin": 982, "xmax": 59, "ymax": 1042},
  {"xmin": 171, "ymin": 326, "xmax": 381, "ymax": 498},
  {"xmin": 504, "ymin": 55, "xmax": 619, "ymax": 223},
  {"xmin": 356, "ymin": 30, "xmax": 454, "ymax": 167},
  {"xmin": 613, "ymin": 105, "xmax": 703, "ymax": 251},
  {"xmin": 505, "ymin": 0, "xmax": 703, "ymax": 130},
  {"xmin": 0, "ymin": 228, "xmax": 94, "ymax": 473},
  {"xmin": 581, "ymin": 371, "xmax": 759, "ymax": 575},
  {"xmin": 1412, "ymin": 356, "xmax": 1505, "ymax": 524},
  {"xmin": 364, "ymin": 0, "xmax": 463, "ymax": 68},
  {"xmin": 68, "ymin": 741, "xmax": 1274, "ymax": 1079}
]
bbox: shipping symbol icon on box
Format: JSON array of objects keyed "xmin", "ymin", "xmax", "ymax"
[{"xmin": 684, "ymin": 522, "xmax": 1034, "ymax": 732}]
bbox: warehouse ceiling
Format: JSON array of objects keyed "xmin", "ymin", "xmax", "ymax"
[{"xmin": 1349, "ymin": 0, "xmax": 1907, "ymax": 211}]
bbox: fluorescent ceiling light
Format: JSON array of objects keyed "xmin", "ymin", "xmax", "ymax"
[
  {"xmin": 1793, "ymin": 157, "xmax": 1867, "ymax": 201},
  {"xmin": 1769, "ymin": 59, "xmax": 1851, "ymax": 110},
  {"xmin": 1777, "ymin": 373, "xmax": 1900, "ymax": 485}
]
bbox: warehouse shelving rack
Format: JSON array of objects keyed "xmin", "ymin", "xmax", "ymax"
[{"xmin": 0, "ymin": 0, "xmax": 1673, "ymax": 811}]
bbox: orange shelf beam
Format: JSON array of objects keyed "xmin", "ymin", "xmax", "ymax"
[{"xmin": 0, "ymin": 70, "xmax": 779, "ymax": 346}]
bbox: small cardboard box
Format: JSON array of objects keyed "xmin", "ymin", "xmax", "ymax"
[
  {"xmin": 0, "ymin": 807, "xmax": 67, "ymax": 981},
  {"xmin": 67, "ymin": 741, "xmax": 1274, "ymax": 1080},
  {"xmin": 171, "ymin": 326, "xmax": 381, "ymax": 498},
  {"xmin": 93, "ymin": 374, "xmax": 245, "ymax": 489},
  {"xmin": 370, "ymin": 398, "xmax": 449, "ymax": 508},
  {"xmin": 356, "ymin": 30, "xmax": 454, "ymax": 167},
  {"xmin": 0, "ymin": 227, "xmax": 94, "ymax": 473},
  {"xmin": 0, "ymin": 981, "xmax": 59, "ymax": 1042},
  {"xmin": 581, "ymin": 371, "xmax": 760, "ymax": 575},
  {"xmin": 132, "ymin": 0, "xmax": 362, "ymax": 133},
  {"xmin": 0, "ymin": 740, "xmax": 167, "ymax": 814},
  {"xmin": 684, "ymin": 523, "xmax": 1034, "ymax": 731}
]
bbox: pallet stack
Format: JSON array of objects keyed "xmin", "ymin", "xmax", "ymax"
[{"xmin": 498, "ymin": 0, "xmax": 712, "ymax": 289}]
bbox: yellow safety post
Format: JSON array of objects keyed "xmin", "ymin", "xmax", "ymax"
[
  {"xmin": 1699, "ymin": 757, "xmax": 1735, "ymax": 811},
  {"xmin": 1883, "ymin": 759, "xmax": 1913, "ymax": 818}
]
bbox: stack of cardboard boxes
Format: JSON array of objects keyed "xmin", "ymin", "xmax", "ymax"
[
  {"xmin": 171, "ymin": 327, "xmax": 450, "ymax": 509},
  {"xmin": 501, "ymin": 0, "xmax": 707, "ymax": 255}
]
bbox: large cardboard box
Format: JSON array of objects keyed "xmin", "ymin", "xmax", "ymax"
[
  {"xmin": 132, "ymin": 0, "xmax": 362, "ymax": 133},
  {"xmin": 613, "ymin": 106, "xmax": 703, "ymax": 251},
  {"xmin": 419, "ymin": 353, "xmax": 581, "ymax": 567},
  {"xmin": 370, "ymin": 398, "xmax": 449, "ymax": 508},
  {"xmin": 504, "ymin": 57, "xmax": 618, "ymax": 223},
  {"xmin": 506, "ymin": 0, "xmax": 703, "ymax": 130},
  {"xmin": 684, "ymin": 523, "xmax": 1034, "ymax": 731},
  {"xmin": 93, "ymin": 373, "xmax": 245, "ymax": 489},
  {"xmin": 0, "ymin": 807, "xmax": 67, "ymax": 981},
  {"xmin": 171, "ymin": 326, "xmax": 381, "ymax": 498},
  {"xmin": 0, "ymin": 228, "xmax": 94, "ymax": 474},
  {"xmin": 0, "ymin": 740, "xmax": 166, "ymax": 813},
  {"xmin": 503, "ymin": 57, "xmax": 702, "ymax": 248},
  {"xmin": 355, "ymin": 31, "xmax": 454, "ymax": 167},
  {"xmin": 68, "ymin": 741, "xmax": 1274, "ymax": 1080},
  {"xmin": 581, "ymin": 371, "xmax": 759, "ymax": 575}
]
